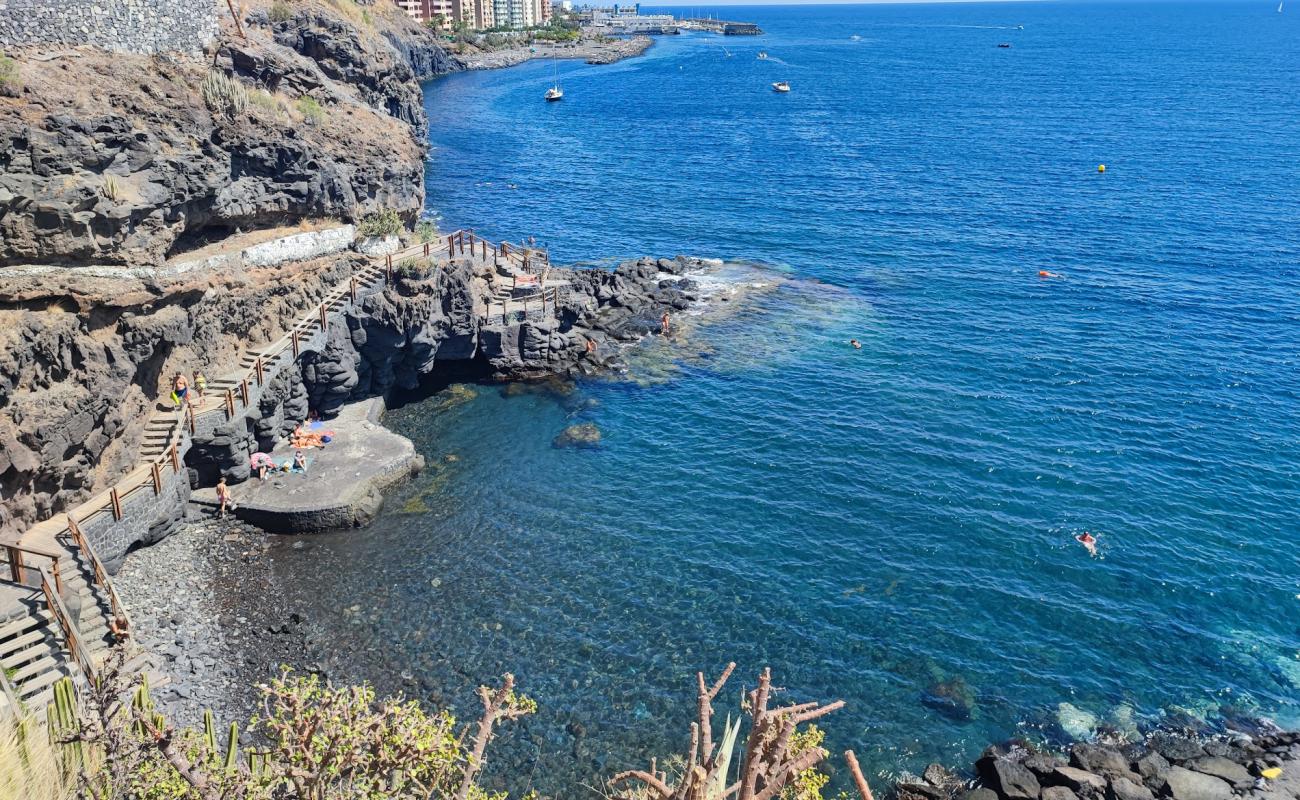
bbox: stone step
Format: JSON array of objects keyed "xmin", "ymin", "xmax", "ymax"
[
  {"xmin": 11, "ymin": 655, "xmax": 59, "ymax": 685},
  {"xmin": 0, "ymin": 632, "xmax": 57, "ymax": 667},
  {"xmin": 17, "ymin": 663, "xmax": 76, "ymax": 701},
  {"xmin": 0, "ymin": 609, "xmax": 54, "ymax": 641}
]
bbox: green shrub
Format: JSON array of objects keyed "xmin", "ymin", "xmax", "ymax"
[
  {"xmin": 268, "ymin": 0, "xmax": 293, "ymax": 22},
  {"xmin": 0, "ymin": 52, "xmax": 19, "ymax": 97},
  {"xmin": 296, "ymin": 95, "xmax": 325, "ymax": 125},
  {"xmin": 395, "ymin": 257, "xmax": 435, "ymax": 279},
  {"xmin": 415, "ymin": 220, "xmax": 437, "ymax": 243},
  {"xmin": 248, "ymin": 88, "xmax": 286, "ymax": 121},
  {"xmin": 357, "ymin": 208, "xmax": 403, "ymax": 239},
  {"xmin": 201, "ymin": 69, "xmax": 248, "ymax": 117}
]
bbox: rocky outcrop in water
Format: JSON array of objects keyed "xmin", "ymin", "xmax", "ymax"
[
  {"xmin": 481, "ymin": 256, "xmax": 703, "ymax": 380},
  {"xmin": 899, "ymin": 729, "xmax": 1300, "ymax": 800},
  {"xmin": 176, "ymin": 253, "xmax": 704, "ymax": 484}
]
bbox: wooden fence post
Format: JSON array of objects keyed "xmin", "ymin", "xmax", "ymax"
[
  {"xmin": 151, "ymin": 463, "xmax": 162, "ymax": 495},
  {"xmin": 170, "ymin": 442, "xmax": 180, "ymax": 472},
  {"xmin": 187, "ymin": 406, "xmax": 195, "ymax": 435},
  {"xmin": 292, "ymin": 330, "xmax": 300, "ymax": 357},
  {"xmin": 350, "ymin": 277, "xmax": 357, "ymax": 303},
  {"xmin": 424, "ymin": 242, "xmax": 430, "ymax": 257},
  {"xmin": 8, "ymin": 546, "xmax": 22, "ymax": 584},
  {"xmin": 318, "ymin": 303, "xmax": 327, "ymax": 330},
  {"xmin": 225, "ymin": 389, "xmax": 235, "ymax": 418},
  {"xmin": 255, "ymin": 356, "xmax": 264, "ymax": 386},
  {"xmin": 386, "ymin": 254, "xmax": 393, "ymax": 281},
  {"xmin": 110, "ymin": 488, "xmax": 122, "ymax": 521},
  {"xmin": 240, "ymin": 379, "xmax": 249, "ymax": 406}
]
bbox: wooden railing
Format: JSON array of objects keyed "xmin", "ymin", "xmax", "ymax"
[
  {"xmin": 20, "ymin": 228, "xmax": 548, "ymax": 536},
  {"xmin": 66, "ymin": 518, "xmax": 131, "ymax": 641},
  {"xmin": 39, "ymin": 566, "xmax": 96, "ymax": 682},
  {"xmin": 1, "ymin": 543, "xmax": 63, "ymax": 594},
  {"xmin": 11, "ymin": 226, "xmax": 551, "ymax": 650},
  {"xmin": 0, "ymin": 667, "xmax": 19, "ymax": 718}
]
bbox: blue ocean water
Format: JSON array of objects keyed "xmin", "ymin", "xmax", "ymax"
[{"xmin": 267, "ymin": 2, "xmax": 1300, "ymax": 793}]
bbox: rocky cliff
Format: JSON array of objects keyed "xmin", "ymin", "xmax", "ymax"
[
  {"xmin": 0, "ymin": 0, "xmax": 459, "ymax": 268},
  {"xmin": 183, "ymin": 252, "xmax": 706, "ymax": 487},
  {"xmin": 0, "ymin": 0, "xmax": 462, "ymax": 536}
]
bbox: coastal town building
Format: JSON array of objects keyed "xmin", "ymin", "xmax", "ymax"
[
  {"xmin": 392, "ymin": 0, "xmax": 496, "ymax": 29},
  {"xmin": 487, "ymin": 0, "xmax": 548, "ymax": 28}
]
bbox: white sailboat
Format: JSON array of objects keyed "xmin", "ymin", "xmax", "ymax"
[{"xmin": 544, "ymin": 59, "xmax": 563, "ymax": 102}]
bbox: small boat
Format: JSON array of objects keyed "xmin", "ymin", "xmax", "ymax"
[
  {"xmin": 544, "ymin": 58, "xmax": 562, "ymax": 102},
  {"xmin": 850, "ymin": 34, "xmax": 861, "ymax": 41},
  {"xmin": 757, "ymin": 51, "xmax": 768, "ymax": 60},
  {"xmin": 997, "ymin": 43, "xmax": 1011, "ymax": 48},
  {"xmin": 771, "ymin": 81, "xmax": 790, "ymax": 93}
]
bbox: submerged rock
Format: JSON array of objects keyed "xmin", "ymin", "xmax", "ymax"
[
  {"xmin": 921, "ymin": 676, "xmax": 977, "ymax": 721},
  {"xmin": 553, "ymin": 423, "xmax": 601, "ymax": 449},
  {"xmin": 1057, "ymin": 702, "xmax": 1099, "ymax": 741}
]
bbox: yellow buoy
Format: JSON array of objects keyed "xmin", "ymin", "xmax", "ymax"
[
  {"xmin": 1261, "ymin": 767, "xmax": 1283, "ymax": 780},
  {"xmin": 1098, "ymin": 164, "xmax": 1107, "ymax": 173}
]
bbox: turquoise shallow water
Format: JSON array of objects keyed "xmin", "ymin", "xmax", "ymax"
[{"xmin": 266, "ymin": 2, "xmax": 1300, "ymax": 793}]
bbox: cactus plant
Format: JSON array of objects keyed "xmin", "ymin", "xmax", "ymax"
[
  {"xmin": 201, "ymin": 69, "xmax": 249, "ymax": 118},
  {"xmin": 224, "ymin": 722, "xmax": 239, "ymax": 772}
]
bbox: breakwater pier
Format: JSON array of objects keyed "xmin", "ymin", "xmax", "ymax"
[{"xmin": 679, "ymin": 18, "xmax": 763, "ymax": 35}]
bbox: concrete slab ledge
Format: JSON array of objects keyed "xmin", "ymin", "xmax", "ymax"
[{"xmin": 191, "ymin": 399, "xmax": 423, "ymax": 534}]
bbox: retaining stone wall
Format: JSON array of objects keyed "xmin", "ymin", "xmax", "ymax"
[
  {"xmin": 242, "ymin": 226, "xmax": 356, "ymax": 268},
  {"xmin": 0, "ymin": 0, "xmax": 218, "ymax": 56},
  {"xmin": 83, "ymin": 438, "xmax": 193, "ymax": 574}
]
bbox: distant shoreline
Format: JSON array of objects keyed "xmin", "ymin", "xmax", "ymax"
[{"xmin": 459, "ymin": 35, "xmax": 654, "ymax": 70}]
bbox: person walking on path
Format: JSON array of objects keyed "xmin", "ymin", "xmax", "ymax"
[
  {"xmin": 215, "ymin": 477, "xmax": 232, "ymax": 519},
  {"xmin": 171, "ymin": 373, "xmax": 190, "ymax": 410},
  {"xmin": 192, "ymin": 370, "xmax": 208, "ymax": 404}
]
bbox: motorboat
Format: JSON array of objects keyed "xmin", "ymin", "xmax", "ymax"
[
  {"xmin": 758, "ymin": 51, "xmax": 768, "ymax": 60},
  {"xmin": 772, "ymin": 81, "xmax": 790, "ymax": 93}
]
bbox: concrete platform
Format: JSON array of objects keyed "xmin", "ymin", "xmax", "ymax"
[{"xmin": 191, "ymin": 399, "xmax": 424, "ymax": 533}]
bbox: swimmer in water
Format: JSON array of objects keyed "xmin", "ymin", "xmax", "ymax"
[
  {"xmin": 850, "ymin": 339, "xmax": 862, "ymax": 349},
  {"xmin": 1075, "ymin": 532, "xmax": 1098, "ymax": 557},
  {"xmin": 1039, "ymin": 270, "xmax": 1062, "ymax": 279}
]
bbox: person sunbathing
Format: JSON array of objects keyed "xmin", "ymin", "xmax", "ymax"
[{"xmin": 290, "ymin": 423, "xmax": 333, "ymax": 449}]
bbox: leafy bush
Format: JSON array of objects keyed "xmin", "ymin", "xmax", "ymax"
[
  {"xmin": 34, "ymin": 659, "xmax": 537, "ymax": 800},
  {"xmin": 268, "ymin": 0, "xmax": 293, "ymax": 22},
  {"xmin": 395, "ymin": 258, "xmax": 435, "ymax": 280},
  {"xmin": 415, "ymin": 220, "xmax": 437, "ymax": 243},
  {"xmin": 358, "ymin": 208, "xmax": 403, "ymax": 239},
  {"xmin": 201, "ymin": 69, "xmax": 248, "ymax": 117},
  {"xmin": 0, "ymin": 51, "xmax": 20, "ymax": 97},
  {"xmin": 296, "ymin": 95, "xmax": 325, "ymax": 125}
]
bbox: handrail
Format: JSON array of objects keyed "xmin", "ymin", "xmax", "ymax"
[
  {"xmin": 20, "ymin": 227, "xmax": 548, "ymax": 620},
  {"xmin": 0, "ymin": 665, "xmax": 19, "ymax": 718},
  {"xmin": 1, "ymin": 543, "xmax": 63, "ymax": 594},
  {"xmin": 66, "ymin": 518, "xmax": 131, "ymax": 642},
  {"xmin": 39, "ymin": 566, "xmax": 96, "ymax": 682}
]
